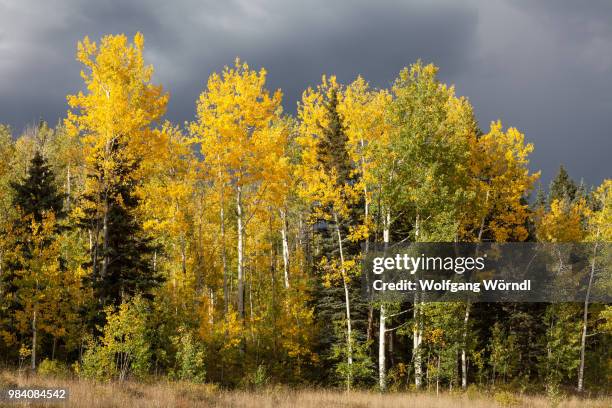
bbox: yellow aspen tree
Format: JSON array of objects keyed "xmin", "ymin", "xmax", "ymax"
[
  {"xmin": 578, "ymin": 179, "xmax": 611, "ymax": 392},
  {"xmin": 536, "ymin": 199, "xmax": 588, "ymax": 243},
  {"xmin": 461, "ymin": 121, "xmax": 540, "ymax": 242},
  {"xmin": 190, "ymin": 59, "xmax": 286, "ymax": 328},
  {"xmin": 457, "ymin": 120, "xmax": 539, "ymax": 389},
  {"xmin": 338, "ymin": 76, "xmax": 392, "ymax": 388},
  {"xmin": 339, "ymin": 77, "xmax": 392, "ymax": 247},
  {"xmin": 137, "ymin": 122, "xmax": 204, "ymax": 318},
  {"xmin": 13, "ymin": 213, "xmax": 61, "ymax": 369},
  {"xmin": 66, "ymin": 33, "xmax": 168, "ymax": 305},
  {"xmin": 536, "ymin": 195, "xmax": 590, "ymax": 390}
]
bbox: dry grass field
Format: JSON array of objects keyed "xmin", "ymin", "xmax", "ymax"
[{"xmin": 1, "ymin": 371, "xmax": 610, "ymax": 408}]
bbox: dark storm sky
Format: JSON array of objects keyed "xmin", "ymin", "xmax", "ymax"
[{"xmin": 1, "ymin": 0, "xmax": 611, "ymax": 187}]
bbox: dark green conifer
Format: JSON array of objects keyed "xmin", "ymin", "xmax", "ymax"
[
  {"xmin": 11, "ymin": 151, "xmax": 65, "ymax": 227},
  {"xmin": 548, "ymin": 165, "xmax": 577, "ymax": 204},
  {"xmin": 78, "ymin": 139, "xmax": 162, "ymax": 309},
  {"xmin": 316, "ymin": 88, "xmax": 353, "ymax": 185},
  {"xmin": 311, "ymin": 87, "xmax": 369, "ymax": 385}
]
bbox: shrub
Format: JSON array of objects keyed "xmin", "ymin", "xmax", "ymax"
[
  {"xmin": 241, "ymin": 364, "xmax": 269, "ymax": 389},
  {"xmin": 80, "ymin": 295, "xmax": 152, "ymax": 381},
  {"xmin": 80, "ymin": 339, "xmax": 116, "ymax": 381},
  {"xmin": 170, "ymin": 326, "xmax": 206, "ymax": 383},
  {"xmin": 545, "ymin": 381, "xmax": 565, "ymax": 408},
  {"xmin": 329, "ymin": 321, "xmax": 374, "ymax": 389},
  {"xmin": 494, "ymin": 390, "xmax": 521, "ymax": 407},
  {"xmin": 38, "ymin": 358, "xmax": 70, "ymax": 378}
]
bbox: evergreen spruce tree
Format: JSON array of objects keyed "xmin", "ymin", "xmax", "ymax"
[
  {"xmin": 7, "ymin": 150, "xmax": 65, "ymax": 276},
  {"xmin": 549, "ymin": 165, "xmax": 577, "ymax": 204},
  {"xmin": 11, "ymin": 151, "xmax": 65, "ymax": 227},
  {"xmin": 79, "ymin": 139, "xmax": 161, "ymax": 310},
  {"xmin": 534, "ymin": 185, "xmax": 547, "ymax": 209},
  {"xmin": 2, "ymin": 150, "xmax": 66, "ymax": 362},
  {"xmin": 316, "ymin": 89, "xmax": 353, "ymax": 185},
  {"xmin": 311, "ymin": 87, "xmax": 369, "ymax": 385}
]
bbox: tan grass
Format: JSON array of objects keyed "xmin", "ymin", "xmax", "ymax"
[{"xmin": 0, "ymin": 371, "xmax": 609, "ymax": 408}]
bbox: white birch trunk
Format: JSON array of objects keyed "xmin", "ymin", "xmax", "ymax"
[
  {"xmin": 461, "ymin": 303, "xmax": 470, "ymax": 390},
  {"xmin": 578, "ymin": 240, "xmax": 599, "ymax": 392},
  {"xmin": 379, "ymin": 208, "xmax": 391, "ymax": 391},
  {"xmin": 334, "ymin": 211, "xmax": 353, "ymax": 391},
  {"xmin": 31, "ymin": 308, "xmax": 37, "ymax": 370},
  {"xmin": 379, "ymin": 303, "xmax": 386, "ymax": 391},
  {"xmin": 236, "ymin": 185, "xmax": 244, "ymax": 321},
  {"xmin": 280, "ymin": 208, "xmax": 290, "ymax": 288},
  {"xmin": 413, "ymin": 213, "xmax": 423, "ymax": 389}
]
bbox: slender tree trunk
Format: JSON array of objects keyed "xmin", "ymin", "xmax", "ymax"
[
  {"xmin": 363, "ymin": 169, "xmax": 374, "ymax": 342},
  {"xmin": 220, "ymin": 188, "xmax": 228, "ymax": 314},
  {"xmin": 389, "ymin": 330, "xmax": 395, "ymax": 367},
  {"xmin": 66, "ymin": 165, "xmax": 71, "ymax": 212},
  {"xmin": 101, "ymin": 196, "xmax": 109, "ymax": 279},
  {"xmin": 436, "ymin": 354, "xmax": 441, "ymax": 396},
  {"xmin": 333, "ymin": 210, "xmax": 353, "ymax": 391},
  {"xmin": 459, "ymin": 204, "xmax": 488, "ymax": 390},
  {"xmin": 31, "ymin": 308, "xmax": 37, "ymax": 370},
  {"xmin": 383, "ymin": 211, "xmax": 390, "ymax": 243},
  {"xmin": 379, "ymin": 208, "xmax": 390, "ymax": 391},
  {"xmin": 209, "ymin": 288, "xmax": 215, "ymax": 325},
  {"xmin": 180, "ymin": 240, "xmax": 186, "ymax": 276},
  {"xmin": 248, "ymin": 265, "xmax": 254, "ymax": 327},
  {"xmin": 413, "ymin": 213, "xmax": 423, "ymax": 389},
  {"xmin": 413, "ymin": 299, "xmax": 423, "ymax": 389},
  {"xmin": 461, "ymin": 303, "xmax": 470, "ymax": 390},
  {"xmin": 379, "ymin": 303, "xmax": 386, "ymax": 391},
  {"xmin": 236, "ymin": 185, "xmax": 244, "ymax": 322},
  {"xmin": 578, "ymin": 240, "xmax": 599, "ymax": 392},
  {"xmin": 461, "ymin": 189, "xmax": 488, "ymax": 389},
  {"xmin": 280, "ymin": 208, "xmax": 290, "ymax": 288}
]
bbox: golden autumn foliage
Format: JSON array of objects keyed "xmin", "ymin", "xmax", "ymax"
[
  {"xmin": 66, "ymin": 32, "xmax": 167, "ymax": 164},
  {"xmin": 190, "ymin": 58, "xmax": 286, "ymax": 189},
  {"xmin": 589, "ymin": 179, "xmax": 612, "ymax": 241},
  {"xmin": 462, "ymin": 120, "xmax": 540, "ymax": 242},
  {"xmin": 1, "ymin": 32, "xmax": 609, "ymax": 396},
  {"xmin": 65, "ymin": 32, "xmax": 168, "ymax": 250},
  {"xmin": 536, "ymin": 198, "xmax": 589, "ymax": 242}
]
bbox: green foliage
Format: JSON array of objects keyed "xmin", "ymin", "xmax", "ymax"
[
  {"xmin": 38, "ymin": 358, "xmax": 70, "ymax": 378},
  {"xmin": 316, "ymin": 88, "xmax": 354, "ymax": 185},
  {"xmin": 549, "ymin": 165, "xmax": 577, "ymax": 205},
  {"xmin": 387, "ymin": 60, "xmax": 476, "ymax": 241},
  {"xmin": 489, "ymin": 322, "xmax": 520, "ymax": 384},
  {"xmin": 540, "ymin": 304, "xmax": 581, "ymax": 385},
  {"xmin": 78, "ymin": 146, "xmax": 162, "ymax": 309},
  {"xmin": 493, "ymin": 390, "xmax": 521, "ymax": 407},
  {"xmin": 11, "ymin": 150, "xmax": 65, "ymax": 226},
  {"xmin": 80, "ymin": 337, "xmax": 116, "ymax": 381},
  {"xmin": 242, "ymin": 364, "xmax": 270, "ymax": 389},
  {"xmin": 329, "ymin": 322, "xmax": 373, "ymax": 388},
  {"xmin": 170, "ymin": 326, "xmax": 206, "ymax": 383},
  {"xmin": 81, "ymin": 296, "xmax": 152, "ymax": 381}
]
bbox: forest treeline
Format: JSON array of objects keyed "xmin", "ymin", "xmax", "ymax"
[{"xmin": 0, "ymin": 33, "xmax": 610, "ymax": 395}]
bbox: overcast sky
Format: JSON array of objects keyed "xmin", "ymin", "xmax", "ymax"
[{"xmin": 1, "ymin": 0, "xmax": 611, "ymax": 188}]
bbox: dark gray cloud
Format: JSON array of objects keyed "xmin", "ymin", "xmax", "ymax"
[{"xmin": 0, "ymin": 0, "xmax": 610, "ymax": 187}]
